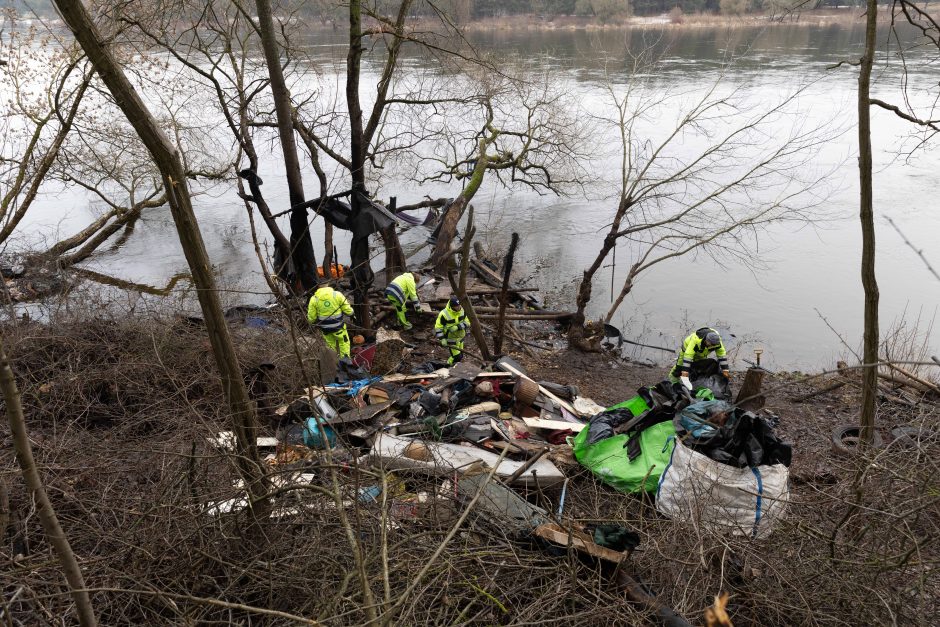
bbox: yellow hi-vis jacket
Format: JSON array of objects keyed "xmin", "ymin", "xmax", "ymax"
[
  {"xmin": 384, "ymin": 272, "xmax": 419, "ymax": 305},
  {"xmin": 675, "ymin": 327, "xmax": 728, "ymax": 373},
  {"xmin": 434, "ymin": 302, "xmax": 469, "ymax": 340},
  {"xmin": 307, "ymin": 287, "xmax": 353, "ymax": 333}
]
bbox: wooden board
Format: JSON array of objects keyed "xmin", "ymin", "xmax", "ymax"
[
  {"xmin": 522, "ymin": 417, "xmax": 585, "ymax": 433},
  {"xmin": 532, "ymin": 523, "xmax": 627, "ymax": 564},
  {"xmin": 382, "ymin": 371, "xmax": 513, "ymax": 384}
]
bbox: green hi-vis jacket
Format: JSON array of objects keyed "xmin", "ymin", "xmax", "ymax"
[
  {"xmin": 384, "ymin": 272, "xmax": 419, "ymax": 304},
  {"xmin": 675, "ymin": 327, "xmax": 728, "ymax": 373},
  {"xmin": 434, "ymin": 302, "xmax": 470, "ymax": 340},
  {"xmin": 307, "ymin": 287, "xmax": 353, "ymax": 333}
]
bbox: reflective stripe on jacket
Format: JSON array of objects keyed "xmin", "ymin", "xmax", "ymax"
[
  {"xmin": 675, "ymin": 327, "xmax": 728, "ymax": 372},
  {"xmin": 384, "ymin": 272, "xmax": 418, "ymax": 305},
  {"xmin": 434, "ymin": 302, "xmax": 469, "ymax": 338},
  {"xmin": 307, "ymin": 287, "xmax": 354, "ymax": 332}
]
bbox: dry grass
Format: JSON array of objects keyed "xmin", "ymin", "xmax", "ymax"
[{"xmin": 0, "ymin": 312, "xmax": 938, "ymax": 625}]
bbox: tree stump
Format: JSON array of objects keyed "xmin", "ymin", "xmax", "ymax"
[{"xmin": 734, "ymin": 367, "xmax": 766, "ymax": 411}]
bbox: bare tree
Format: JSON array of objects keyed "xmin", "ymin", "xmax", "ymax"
[
  {"xmin": 425, "ymin": 66, "xmax": 588, "ymax": 274},
  {"xmin": 253, "ymin": 0, "xmax": 319, "ymax": 292},
  {"xmin": 856, "ymin": 0, "xmax": 879, "ymax": 443},
  {"xmin": 851, "ymin": 1, "xmax": 940, "ymax": 442},
  {"xmin": 51, "ymin": 0, "xmax": 270, "ymax": 519},
  {"xmin": 0, "ymin": 19, "xmax": 92, "ymax": 246},
  {"xmin": 567, "ymin": 58, "xmax": 835, "ymax": 350},
  {"xmin": 0, "ymin": 336, "xmax": 97, "ymax": 626}
]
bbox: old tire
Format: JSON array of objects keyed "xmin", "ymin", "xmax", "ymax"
[{"xmin": 831, "ymin": 424, "xmax": 884, "ymax": 457}]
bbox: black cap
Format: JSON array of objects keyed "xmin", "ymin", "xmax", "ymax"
[{"xmin": 449, "ymin": 296, "xmax": 461, "ymax": 308}]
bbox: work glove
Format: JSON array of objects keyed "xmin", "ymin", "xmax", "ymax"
[
  {"xmin": 722, "ymin": 370, "xmax": 731, "ymax": 379},
  {"xmin": 410, "ymin": 300, "xmax": 421, "ymax": 312},
  {"xmin": 440, "ymin": 338, "xmax": 448, "ymax": 347},
  {"xmin": 680, "ymin": 376, "xmax": 693, "ymax": 391}
]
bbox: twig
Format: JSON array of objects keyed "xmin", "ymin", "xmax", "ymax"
[
  {"xmin": 815, "ymin": 308, "xmax": 862, "ymax": 361},
  {"xmin": 368, "ymin": 448, "xmax": 509, "ymax": 626},
  {"xmin": 886, "ymin": 216, "xmax": 940, "ymax": 283}
]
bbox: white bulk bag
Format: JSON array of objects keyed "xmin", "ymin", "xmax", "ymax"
[{"xmin": 656, "ymin": 438, "xmax": 789, "ymax": 538}]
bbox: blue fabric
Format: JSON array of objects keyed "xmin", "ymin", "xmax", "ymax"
[
  {"xmin": 656, "ymin": 437, "xmax": 679, "ymax": 500},
  {"xmin": 326, "ymin": 376, "xmax": 381, "ymax": 396},
  {"xmin": 750, "ymin": 466, "xmax": 764, "ymax": 538}
]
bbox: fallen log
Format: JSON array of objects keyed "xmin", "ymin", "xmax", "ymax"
[
  {"xmin": 477, "ymin": 312, "xmax": 573, "ymax": 321},
  {"xmin": 883, "ymin": 362, "xmax": 940, "ymax": 395},
  {"xmin": 469, "ymin": 258, "xmax": 542, "ymax": 309},
  {"xmin": 424, "ymin": 304, "xmax": 569, "ymax": 315},
  {"xmin": 792, "ymin": 380, "xmax": 847, "ymax": 403}
]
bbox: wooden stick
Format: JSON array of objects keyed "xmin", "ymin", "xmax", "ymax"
[
  {"xmin": 494, "ymin": 233, "xmax": 519, "ymax": 355},
  {"xmin": 503, "ymin": 447, "xmax": 549, "ymax": 485},
  {"xmin": 884, "ymin": 362, "xmax": 940, "ymax": 395}
]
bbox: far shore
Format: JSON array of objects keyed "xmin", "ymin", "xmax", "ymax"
[
  {"xmin": 461, "ymin": 9, "xmax": 868, "ymax": 31},
  {"xmin": 315, "ymin": 7, "xmax": 873, "ymax": 33}
]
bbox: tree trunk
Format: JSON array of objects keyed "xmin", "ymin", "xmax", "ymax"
[
  {"xmin": 48, "ymin": 196, "xmax": 164, "ymax": 267},
  {"xmin": 567, "ymin": 233, "xmax": 617, "ymax": 351},
  {"xmin": 446, "ymin": 206, "xmax": 492, "ymax": 362},
  {"xmin": 53, "ymin": 0, "xmax": 270, "ymax": 518},
  {"xmin": 0, "ymin": 337, "xmax": 97, "ymax": 627},
  {"xmin": 568, "ymin": 195, "xmax": 633, "ymax": 351},
  {"xmin": 254, "ymin": 0, "xmax": 318, "ymax": 292},
  {"xmin": 858, "ymin": 0, "xmax": 879, "ymax": 445},
  {"xmin": 493, "ymin": 233, "xmax": 519, "ymax": 355},
  {"xmin": 380, "ymin": 198, "xmax": 406, "ymax": 276},
  {"xmin": 430, "ymin": 198, "xmax": 466, "ymax": 275},
  {"xmin": 430, "ymin": 140, "xmax": 489, "ymax": 274},
  {"xmin": 345, "ymin": 0, "xmax": 374, "ymax": 328},
  {"xmin": 322, "ymin": 222, "xmax": 333, "ymax": 277}
]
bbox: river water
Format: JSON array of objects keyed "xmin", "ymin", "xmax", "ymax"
[{"xmin": 17, "ymin": 21, "xmax": 940, "ymax": 370}]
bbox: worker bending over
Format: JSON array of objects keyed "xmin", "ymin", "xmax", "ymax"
[
  {"xmin": 384, "ymin": 272, "xmax": 420, "ymax": 330},
  {"xmin": 307, "ymin": 286, "xmax": 354, "ymax": 358},
  {"xmin": 670, "ymin": 327, "xmax": 730, "ymax": 390},
  {"xmin": 435, "ymin": 296, "xmax": 470, "ymax": 365}
]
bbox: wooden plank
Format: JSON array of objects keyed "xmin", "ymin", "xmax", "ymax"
[
  {"xmin": 381, "ymin": 371, "xmax": 513, "ymax": 384},
  {"xmin": 522, "ymin": 417, "xmax": 585, "ymax": 433},
  {"xmin": 532, "ymin": 523, "xmax": 627, "ymax": 564}
]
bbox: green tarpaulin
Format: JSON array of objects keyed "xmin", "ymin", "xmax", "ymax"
[{"xmin": 572, "ymin": 396, "xmax": 676, "ymax": 493}]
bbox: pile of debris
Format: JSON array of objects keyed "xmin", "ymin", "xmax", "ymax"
[{"xmin": 206, "ymin": 345, "xmax": 793, "ymax": 624}]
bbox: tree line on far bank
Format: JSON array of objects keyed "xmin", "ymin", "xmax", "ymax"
[
  {"xmin": 301, "ymin": 0, "xmax": 875, "ymax": 23},
  {"xmin": 2, "ymin": 0, "xmax": 879, "ymax": 22}
]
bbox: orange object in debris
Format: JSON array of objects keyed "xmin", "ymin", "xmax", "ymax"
[
  {"xmin": 352, "ymin": 334, "xmax": 365, "ymax": 345},
  {"xmin": 317, "ymin": 263, "xmax": 346, "ymax": 279}
]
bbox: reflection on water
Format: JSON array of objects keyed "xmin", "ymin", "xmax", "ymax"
[{"xmin": 17, "ymin": 22, "xmax": 940, "ymax": 370}]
